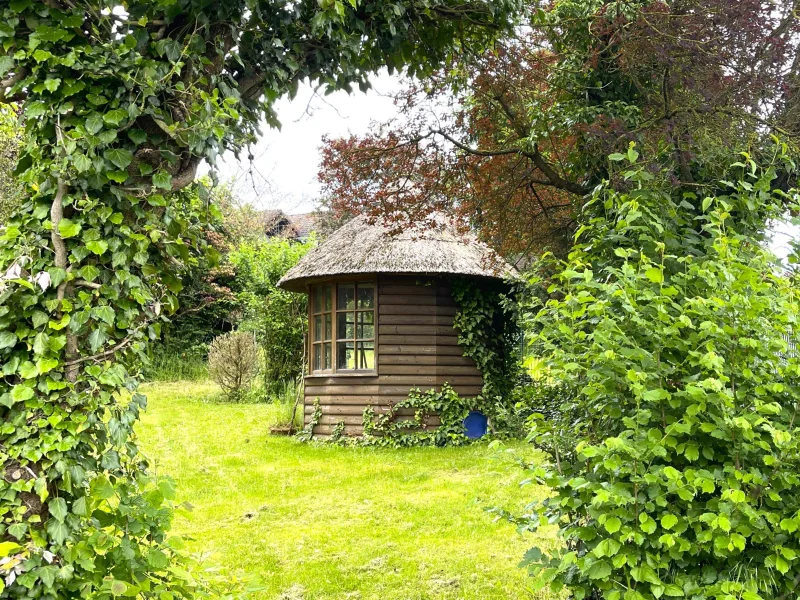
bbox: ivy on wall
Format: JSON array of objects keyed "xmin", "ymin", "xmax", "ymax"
[
  {"xmin": 450, "ymin": 276, "xmax": 521, "ymax": 413},
  {"xmin": 360, "ymin": 384, "xmax": 472, "ymax": 447}
]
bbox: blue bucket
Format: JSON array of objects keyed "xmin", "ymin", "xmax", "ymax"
[{"xmin": 463, "ymin": 411, "xmax": 488, "ymax": 439}]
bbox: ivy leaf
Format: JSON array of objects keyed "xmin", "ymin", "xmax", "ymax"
[
  {"xmin": 92, "ymin": 306, "xmax": 115, "ymax": 325},
  {"xmin": 73, "ymin": 153, "xmax": 92, "ymax": 173},
  {"xmin": 36, "ymin": 358, "xmax": 59, "ymax": 375},
  {"xmin": 128, "ymin": 129, "xmax": 147, "ymax": 145},
  {"xmin": 104, "ymin": 149, "xmax": 133, "ymax": 170},
  {"xmin": 49, "ymin": 314, "xmax": 70, "ymax": 331},
  {"xmin": 58, "ymin": 218, "xmax": 81, "ymax": 239},
  {"xmin": 33, "ymin": 332, "xmax": 49, "ymax": 354},
  {"xmin": 49, "ymin": 498, "xmax": 67, "ymax": 522},
  {"xmin": 10, "ymin": 385, "xmax": 33, "ymax": 402},
  {"xmin": 86, "ymin": 240, "xmax": 109, "ymax": 256},
  {"xmin": 46, "ymin": 519, "xmax": 70, "ymax": 545},
  {"xmin": 88, "ymin": 328, "xmax": 107, "ymax": 352},
  {"xmin": 19, "ymin": 361, "xmax": 38, "ymax": 379},
  {"xmin": 106, "ymin": 171, "xmax": 129, "ymax": 183},
  {"xmin": 152, "ymin": 171, "xmax": 172, "ymax": 190},
  {"xmin": 2, "ymin": 356, "xmax": 19, "ymax": 376},
  {"xmin": 103, "ymin": 109, "xmax": 128, "ymax": 126},
  {"xmin": 85, "ymin": 114, "xmax": 103, "ymax": 135},
  {"xmin": 0, "ymin": 331, "xmax": 17, "ymax": 349},
  {"xmin": 0, "ymin": 56, "xmax": 14, "ymax": 78},
  {"xmin": 6, "ymin": 522, "xmax": 26, "ymax": 541}
]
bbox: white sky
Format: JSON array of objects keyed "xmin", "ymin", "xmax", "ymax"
[{"xmin": 204, "ymin": 71, "xmax": 404, "ymax": 215}]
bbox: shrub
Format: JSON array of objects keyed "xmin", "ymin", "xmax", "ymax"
[
  {"xmin": 207, "ymin": 332, "xmax": 259, "ymax": 401},
  {"xmin": 521, "ymin": 151, "xmax": 800, "ymax": 599},
  {"xmin": 229, "ymin": 237, "xmax": 313, "ymax": 394}
]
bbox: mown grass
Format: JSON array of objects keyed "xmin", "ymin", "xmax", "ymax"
[{"xmin": 136, "ymin": 381, "xmax": 559, "ymax": 600}]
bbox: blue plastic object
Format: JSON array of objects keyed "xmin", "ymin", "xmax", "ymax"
[{"xmin": 463, "ymin": 411, "xmax": 488, "ymax": 439}]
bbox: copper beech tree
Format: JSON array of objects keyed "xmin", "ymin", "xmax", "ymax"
[
  {"xmin": 319, "ymin": 0, "xmax": 800, "ymax": 260},
  {"xmin": 0, "ymin": 0, "xmax": 521, "ymax": 597}
]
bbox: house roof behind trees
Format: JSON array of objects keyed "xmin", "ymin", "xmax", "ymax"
[
  {"xmin": 277, "ymin": 214, "xmax": 516, "ymax": 292},
  {"xmin": 260, "ymin": 210, "xmax": 319, "ymax": 241}
]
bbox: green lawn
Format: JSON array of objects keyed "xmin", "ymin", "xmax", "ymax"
[{"xmin": 136, "ymin": 381, "xmax": 558, "ymax": 600}]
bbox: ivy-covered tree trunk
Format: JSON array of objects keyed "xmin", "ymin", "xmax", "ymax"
[{"xmin": 0, "ymin": 0, "xmax": 519, "ymax": 596}]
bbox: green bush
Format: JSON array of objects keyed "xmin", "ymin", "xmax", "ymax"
[
  {"xmin": 521, "ymin": 150, "xmax": 800, "ymax": 599},
  {"xmin": 229, "ymin": 237, "xmax": 313, "ymax": 395}
]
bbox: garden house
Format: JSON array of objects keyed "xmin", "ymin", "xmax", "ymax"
[{"xmin": 277, "ymin": 215, "xmax": 515, "ymax": 438}]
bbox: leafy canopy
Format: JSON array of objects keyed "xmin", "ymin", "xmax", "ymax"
[{"xmin": 319, "ymin": 0, "xmax": 800, "ymax": 258}]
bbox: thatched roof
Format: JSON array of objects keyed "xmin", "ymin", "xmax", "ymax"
[{"xmin": 278, "ymin": 215, "xmax": 516, "ymax": 292}]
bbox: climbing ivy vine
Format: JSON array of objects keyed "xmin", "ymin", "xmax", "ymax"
[
  {"xmin": 0, "ymin": 0, "xmax": 520, "ymax": 596},
  {"xmin": 450, "ymin": 276, "xmax": 521, "ymax": 421}
]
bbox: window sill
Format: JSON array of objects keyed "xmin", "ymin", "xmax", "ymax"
[{"xmin": 305, "ymin": 371, "xmax": 378, "ymax": 379}]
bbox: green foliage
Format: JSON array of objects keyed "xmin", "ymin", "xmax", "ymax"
[
  {"xmin": 230, "ymin": 236, "xmax": 313, "ymax": 395},
  {"xmin": 359, "ymin": 384, "xmax": 472, "ymax": 447},
  {"xmin": 451, "ymin": 276, "xmax": 520, "ymax": 400},
  {"xmin": 0, "ymin": 0, "xmax": 520, "ymax": 594},
  {"xmin": 451, "ymin": 276, "xmax": 523, "ymax": 434},
  {"xmin": 297, "ymin": 398, "xmax": 322, "ymax": 443},
  {"xmin": 520, "ymin": 147, "xmax": 800, "ymax": 599}
]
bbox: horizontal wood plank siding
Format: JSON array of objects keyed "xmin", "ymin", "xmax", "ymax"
[
  {"xmin": 378, "ymin": 354, "xmax": 474, "ymax": 366},
  {"xmin": 304, "ymin": 274, "xmax": 483, "ymax": 436}
]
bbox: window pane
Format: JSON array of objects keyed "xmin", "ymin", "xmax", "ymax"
[
  {"xmin": 356, "ymin": 312, "xmax": 374, "ymax": 339},
  {"xmin": 313, "ymin": 316, "xmax": 322, "ymax": 342},
  {"xmin": 337, "ymin": 341, "xmax": 355, "ymax": 370},
  {"xmin": 324, "ymin": 342, "xmax": 332, "ymax": 370},
  {"xmin": 337, "ymin": 311, "xmax": 355, "ymax": 340},
  {"xmin": 323, "ymin": 286, "xmax": 333, "ymax": 311},
  {"xmin": 312, "ymin": 344, "xmax": 322, "ymax": 371},
  {"xmin": 357, "ymin": 284, "xmax": 374, "ymax": 309},
  {"xmin": 324, "ymin": 314, "xmax": 332, "ymax": 341},
  {"xmin": 337, "ymin": 284, "xmax": 355, "ymax": 310},
  {"xmin": 313, "ymin": 289, "xmax": 322, "ymax": 313},
  {"xmin": 356, "ymin": 342, "xmax": 375, "ymax": 370}
]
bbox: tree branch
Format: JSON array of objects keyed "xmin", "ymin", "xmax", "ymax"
[{"xmin": 64, "ymin": 334, "xmax": 136, "ymax": 367}]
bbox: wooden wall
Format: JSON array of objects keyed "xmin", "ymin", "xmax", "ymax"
[{"xmin": 303, "ymin": 274, "xmax": 483, "ymax": 437}]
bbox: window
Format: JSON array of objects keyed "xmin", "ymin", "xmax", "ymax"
[
  {"xmin": 311, "ymin": 285, "xmax": 333, "ymax": 372},
  {"xmin": 309, "ymin": 281, "xmax": 376, "ymax": 374}
]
